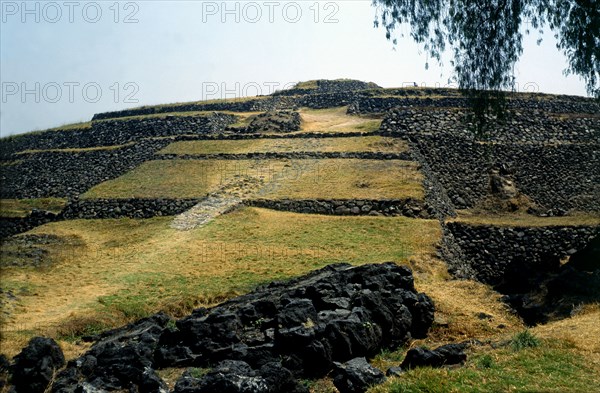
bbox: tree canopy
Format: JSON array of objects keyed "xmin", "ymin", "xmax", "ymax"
[{"xmin": 373, "ymin": 0, "xmax": 600, "ymax": 98}]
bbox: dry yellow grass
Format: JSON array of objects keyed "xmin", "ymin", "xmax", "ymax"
[
  {"xmin": 261, "ymin": 159, "xmax": 424, "ymax": 200},
  {"xmin": 82, "ymin": 159, "xmax": 423, "ymax": 200},
  {"xmin": 158, "ymin": 136, "xmax": 407, "ymax": 155},
  {"xmin": 419, "ymin": 279, "xmax": 523, "ymax": 343},
  {"xmin": 0, "ymin": 208, "xmax": 440, "ymax": 358},
  {"xmin": 297, "ymin": 107, "xmax": 382, "ymax": 134},
  {"xmin": 533, "ymin": 305, "xmax": 600, "ymax": 366},
  {"xmin": 82, "ymin": 159, "xmax": 287, "ymax": 199}
]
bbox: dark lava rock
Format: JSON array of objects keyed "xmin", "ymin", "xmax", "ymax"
[
  {"xmin": 400, "ymin": 343, "xmax": 468, "ymax": 369},
  {"xmin": 11, "ymin": 337, "xmax": 65, "ymax": 393},
  {"xmin": 52, "ymin": 313, "xmax": 171, "ymax": 392},
  {"xmin": 48, "ymin": 263, "xmax": 433, "ymax": 392},
  {"xmin": 568, "ymin": 235, "xmax": 600, "ymax": 271},
  {"xmin": 0, "ymin": 354, "xmax": 10, "ymax": 389},
  {"xmin": 385, "ymin": 366, "xmax": 404, "ymax": 377},
  {"xmin": 174, "ymin": 360, "xmax": 308, "ymax": 393},
  {"xmin": 332, "ymin": 357, "xmax": 386, "ymax": 393}
]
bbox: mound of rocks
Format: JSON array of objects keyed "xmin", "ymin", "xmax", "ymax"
[
  {"xmin": 245, "ymin": 110, "xmax": 301, "ymax": 133},
  {"xmin": 9, "ymin": 263, "xmax": 434, "ymax": 392},
  {"xmin": 11, "ymin": 337, "xmax": 65, "ymax": 393},
  {"xmin": 273, "ymin": 80, "xmax": 381, "ymax": 96}
]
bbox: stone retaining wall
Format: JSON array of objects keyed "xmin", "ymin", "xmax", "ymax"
[
  {"xmin": 55, "ymin": 197, "xmax": 434, "ymax": 221},
  {"xmin": 61, "ymin": 198, "xmax": 202, "ymax": 219},
  {"xmin": 0, "ymin": 127, "xmax": 90, "ymax": 161},
  {"xmin": 91, "ymin": 88, "xmax": 598, "ymax": 121},
  {"xmin": 0, "ymin": 113, "xmax": 236, "ymax": 158},
  {"xmin": 404, "ymin": 134, "xmax": 600, "ymax": 212},
  {"xmin": 349, "ymin": 96, "xmax": 600, "ymax": 115},
  {"xmin": 406, "ymin": 141, "xmax": 456, "ymax": 219},
  {"xmin": 443, "ymin": 222, "xmax": 600, "ymax": 286},
  {"xmin": 273, "ymin": 79, "xmax": 380, "ymax": 96},
  {"xmin": 0, "ymin": 211, "xmax": 59, "ymax": 239},
  {"xmin": 380, "ymin": 108, "xmax": 600, "ymax": 144},
  {"xmin": 91, "ymin": 99, "xmax": 273, "ymax": 120},
  {"xmin": 245, "ymin": 198, "xmax": 433, "ymax": 218},
  {"xmin": 1, "ymin": 139, "xmax": 171, "ymax": 199}
]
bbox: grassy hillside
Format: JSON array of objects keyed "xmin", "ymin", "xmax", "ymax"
[{"xmin": 1, "ymin": 209, "xmax": 440, "ymax": 357}]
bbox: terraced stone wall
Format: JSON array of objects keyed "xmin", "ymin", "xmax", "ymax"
[
  {"xmin": 0, "ymin": 211, "xmax": 59, "ymax": 239},
  {"xmin": 405, "ymin": 135, "xmax": 600, "ymax": 212},
  {"xmin": 350, "ymin": 96, "xmax": 600, "ymax": 114},
  {"xmin": 61, "ymin": 198, "xmax": 202, "ymax": 219},
  {"xmin": 442, "ymin": 222, "xmax": 600, "ymax": 286},
  {"xmin": 245, "ymin": 198, "xmax": 433, "ymax": 218},
  {"xmin": 1, "ymin": 139, "xmax": 171, "ymax": 199},
  {"xmin": 0, "ymin": 113, "xmax": 236, "ymax": 159},
  {"xmin": 380, "ymin": 107, "xmax": 600, "ymax": 213}
]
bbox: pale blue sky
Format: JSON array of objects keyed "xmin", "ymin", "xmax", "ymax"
[{"xmin": 0, "ymin": 0, "xmax": 589, "ymax": 136}]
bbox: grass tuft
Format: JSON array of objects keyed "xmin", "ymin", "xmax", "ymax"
[{"xmin": 511, "ymin": 330, "xmax": 541, "ymax": 351}]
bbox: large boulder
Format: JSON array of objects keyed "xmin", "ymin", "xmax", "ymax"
[
  {"xmin": 332, "ymin": 357, "xmax": 386, "ymax": 393},
  {"xmin": 51, "ymin": 313, "xmax": 170, "ymax": 392},
  {"xmin": 11, "ymin": 337, "xmax": 66, "ymax": 393},
  {"xmin": 400, "ymin": 343, "xmax": 468, "ymax": 370}
]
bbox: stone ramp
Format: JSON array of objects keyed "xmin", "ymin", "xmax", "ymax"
[
  {"xmin": 170, "ymin": 175, "xmax": 264, "ymax": 230},
  {"xmin": 170, "ymin": 194, "xmax": 243, "ymax": 230}
]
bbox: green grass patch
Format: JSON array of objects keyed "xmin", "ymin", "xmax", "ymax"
[
  {"xmin": 370, "ymin": 339, "xmax": 600, "ymax": 393},
  {"xmin": 511, "ymin": 330, "xmax": 541, "ymax": 351},
  {"xmin": 294, "ymin": 80, "xmax": 319, "ymax": 89},
  {"xmin": 0, "ymin": 198, "xmax": 67, "ymax": 217}
]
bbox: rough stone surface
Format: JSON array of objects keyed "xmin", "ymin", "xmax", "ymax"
[
  {"xmin": 568, "ymin": 235, "xmax": 600, "ymax": 271},
  {"xmin": 331, "ymin": 357, "xmax": 386, "ymax": 393},
  {"xmin": 244, "ymin": 110, "xmax": 301, "ymax": 133},
  {"xmin": 1, "ymin": 113, "xmax": 236, "ymax": 158},
  {"xmin": 400, "ymin": 343, "xmax": 468, "ymax": 369},
  {"xmin": 11, "ymin": 337, "xmax": 66, "ymax": 393},
  {"xmin": 51, "ymin": 313, "xmax": 171, "ymax": 393},
  {"xmin": 350, "ymin": 95, "xmax": 599, "ymax": 115},
  {"xmin": 61, "ymin": 198, "xmax": 202, "ymax": 220},
  {"xmin": 1, "ymin": 139, "xmax": 172, "ymax": 199},
  {"xmin": 0, "ymin": 210, "xmax": 59, "ymax": 239},
  {"xmin": 0, "ymin": 354, "xmax": 9, "ymax": 390},
  {"xmin": 173, "ymin": 360, "xmax": 308, "ymax": 393},
  {"xmin": 444, "ymin": 223, "xmax": 600, "ymax": 286},
  {"xmin": 245, "ymin": 198, "xmax": 433, "ymax": 218}
]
